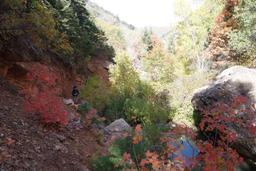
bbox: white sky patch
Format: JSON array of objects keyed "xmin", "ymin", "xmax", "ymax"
[{"xmin": 90, "ymin": 0, "xmax": 182, "ymax": 27}]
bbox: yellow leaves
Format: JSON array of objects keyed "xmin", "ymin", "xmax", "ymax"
[{"xmin": 132, "ymin": 134, "xmax": 143, "ymax": 144}]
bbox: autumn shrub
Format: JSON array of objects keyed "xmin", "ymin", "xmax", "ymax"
[
  {"xmin": 24, "ymin": 64, "xmax": 68, "ymax": 126},
  {"xmin": 97, "ymin": 94, "xmax": 256, "ymax": 171},
  {"xmin": 80, "ymin": 75, "xmax": 111, "ymax": 112},
  {"xmin": 24, "ymin": 92, "xmax": 68, "ymax": 126},
  {"xmin": 194, "ymin": 95, "xmax": 255, "ymax": 170},
  {"xmin": 91, "ymin": 125, "xmax": 168, "ymax": 171}
]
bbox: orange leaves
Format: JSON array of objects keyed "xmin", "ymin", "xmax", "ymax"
[
  {"xmin": 197, "ymin": 141, "xmax": 242, "ymax": 171},
  {"xmin": 132, "ymin": 135, "xmax": 143, "ymax": 144},
  {"xmin": 140, "ymin": 159, "xmax": 148, "ymax": 168},
  {"xmin": 139, "ymin": 151, "xmax": 161, "ymax": 170},
  {"xmin": 132, "ymin": 124, "xmax": 143, "ymax": 144}
]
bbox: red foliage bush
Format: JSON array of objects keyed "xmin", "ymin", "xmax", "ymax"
[
  {"xmin": 24, "ymin": 64, "xmax": 68, "ymax": 126},
  {"xmin": 197, "ymin": 95, "xmax": 255, "ymax": 170},
  {"xmin": 120, "ymin": 96, "xmax": 255, "ymax": 170},
  {"xmin": 24, "ymin": 92, "xmax": 68, "ymax": 126}
]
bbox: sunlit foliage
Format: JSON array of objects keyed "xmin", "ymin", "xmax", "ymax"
[
  {"xmin": 229, "ymin": 0, "xmax": 256, "ymax": 65},
  {"xmin": 168, "ymin": 0, "xmax": 223, "ymax": 74}
]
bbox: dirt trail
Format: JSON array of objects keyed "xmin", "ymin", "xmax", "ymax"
[{"xmin": 0, "ymin": 77, "xmax": 106, "ymax": 171}]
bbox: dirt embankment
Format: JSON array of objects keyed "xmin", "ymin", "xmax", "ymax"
[
  {"xmin": 0, "ymin": 46, "xmax": 111, "ymax": 171},
  {"xmin": 0, "ymin": 77, "xmax": 108, "ymax": 171}
]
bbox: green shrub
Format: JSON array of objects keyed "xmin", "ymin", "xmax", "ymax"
[
  {"xmin": 81, "ymin": 75, "xmax": 110, "ymax": 111},
  {"xmin": 91, "ymin": 155, "xmax": 122, "ymax": 171},
  {"xmin": 77, "ymin": 103, "xmax": 93, "ymax": 114},
  {"xmin": 123, "ymin": 96, "xmax": 169, "ymax": 125},
  {"xmin": 104, "ymin": 95, "xmax": 126, "ymax": 122},
  {"xmin": 228, "ymin": 0, "xmax": 256, "ymax": 66},
  {"xmin": 143, "ymin": 124, "xmax": 168, "ymax": 147},
  {"xmin": 105, "ymin": 90, "xmax": 170, "ymax": 126},
  {"xmin": 91, "ymin": 125, "xmax": 169, "ymax": 170},
  {"xmin": 77, "ymin": 103, "xmax": 93, "ymax": 122},
  {"xmin": 91, "ymin": 138, "xmax": 132, "ymax": 171},
  {"xmin": 167, "ymin": 71, "xmax": 212, "ymax": 127},
  {"xmin": 106, "ymin": 52, "xmax": 171, "ymax": 125}
]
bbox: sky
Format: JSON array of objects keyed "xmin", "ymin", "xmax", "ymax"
[{"xmin": 91, "ymin": 0, "xmax": 181, "ymax": 28}]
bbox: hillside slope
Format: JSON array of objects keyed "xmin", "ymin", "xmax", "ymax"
[{"xmin": 0, "ymin": 77, "xmax": 108, "ymax": 170}]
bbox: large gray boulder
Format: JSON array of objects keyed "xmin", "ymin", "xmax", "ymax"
[{"xmin": 192, "ymin": 66, "xmax": 256, "ymax": 162}]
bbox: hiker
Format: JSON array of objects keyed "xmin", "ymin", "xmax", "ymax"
[{"xmin": 72, "ymin": 86, "xmax": 79, "ymax": 104}]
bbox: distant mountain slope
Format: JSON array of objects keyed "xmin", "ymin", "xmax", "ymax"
[
  {"xmin": 87, "ymin": 1, "xmax": 143, "ymax": 58},
  {"xmin": 86, "ymin": 1, "xmax": 135, "ymax": 31}
]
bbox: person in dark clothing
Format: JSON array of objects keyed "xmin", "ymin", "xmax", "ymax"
[{"xmin": 72, "ymin": 86, "xmax": 80, "ymax": 104}]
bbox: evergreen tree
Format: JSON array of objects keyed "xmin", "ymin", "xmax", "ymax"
[{"xmin": 142, "ymin": 28, "xmax": 153, "ymax": 52}]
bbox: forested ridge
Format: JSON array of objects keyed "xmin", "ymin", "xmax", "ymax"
[{"xmin": 0, "ymin": 0, "xmax": 256, "ymax": 170}]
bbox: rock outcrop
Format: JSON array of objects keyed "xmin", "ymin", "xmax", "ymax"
[{"xmin": 192, "ymin": 66, "xmax": 256, "ymax": 162}]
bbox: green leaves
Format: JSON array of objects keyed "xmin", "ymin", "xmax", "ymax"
[
  {"xmin": 228, "ymin": 0, "xmax": 256, "ymax": 64},
  {"xmin": 0, "ymin": 0, "xmax": 114, "ymax": 68},
  {"xmin": 168, "ymin": 0, "xmax": 223, "ymax": 74},
  {"xmin": 49, "ymin": 0, "xmax": 112, "ymax": 58},
  {"xmin": 80, "ymin": 75, "xmax": 110, "ymax": 111}
]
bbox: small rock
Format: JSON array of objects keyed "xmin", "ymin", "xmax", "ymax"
[
  {"xmin": 54, "ymin": 145, "xmax": 62, "ymax": 151},
  {"xmin": 63, "ymin": 98, "xmax": 74, "ymax": 105},
  {"xmin": 54, "ymin": 144, "xmax": 68, "ymax": 153},
  {"xmin": 23, "ymin": 161, "xmax": 30, "ymax": 169},
  {"xmin": 105, "ymin": 118, "xmax": 131, "ymax": 133},
  {"xmin": 34, "ymin": 146, "xmax": 41, "ymax": 153},
  {"xmin": 56, "ymin": 134, "xmax": 66, "ymax": 142}
]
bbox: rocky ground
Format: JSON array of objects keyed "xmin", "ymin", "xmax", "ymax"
[{"xmin": 0, "ymin": 77, "xmax": 108, "ymax": 171}]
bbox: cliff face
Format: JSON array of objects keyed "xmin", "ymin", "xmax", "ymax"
[
  {"xmin": 0, "ymin": 61, "xmax": 72, "ymax": 97},
  {"xmin": 0, "ymin": 54, "xmax": 110, "ymax": 99}
]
